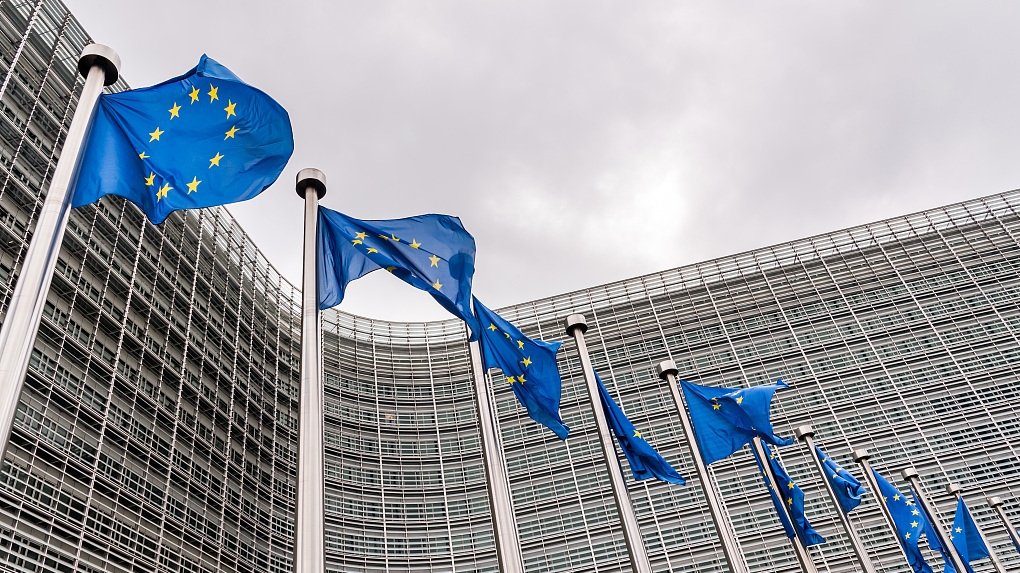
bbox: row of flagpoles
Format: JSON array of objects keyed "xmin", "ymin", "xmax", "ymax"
[{"xmin": 1, "ymin": 44, "xmax": 1020, "ymax": 573}]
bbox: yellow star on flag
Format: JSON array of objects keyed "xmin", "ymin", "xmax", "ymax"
[
  {"xmin": 517, "ymin": 375, "xmax": 526, "ymax": 384},
  {"xmin": 224, "ymin": 100, "xmax": 236, "ymax": 118},
  {"xmin": 517, "ymin": 340, "xmax": 524, "ymax": 350},
  {"xmin": 188, "ymin": 86, "xmax": 200, "ymax": 103},
  {"xmin": 911, "ymin": 521, "xmax": 919, "ymax": 528},
  {"xmin": 186, "ymin": 177, "xmax": 201, "ymax": 194},
  {"xmin": 712, "ymin": 403, "xmax": 721, "ymax": 410},
  {"xmin": 367, "ymin": 248, "xmax": 378, "ymax": 254},
  {"xmin": 633, "ymin": 429, "xmax": 641, "ymax": 438},
  {"xmin": 139, "ymin": 151, "xmax": 149, "ymax": 160},
  {"xmin": 355, "ymin": 232, "xmax": 367, "ymax": 240},
  {"xmin": 144, "ymin": 172, "xmax": 156, "ymax": 186},
  {"xmin": 432, "ymin": 280, "xmax": 442, "ymax": 290},
  {"xmin": 149, "ymin": 127, "xmax": 163, "ymax": 142},
  {"xmin": 735, "ymin": 396, "xmax": 744, "ymax": 405},
  {"xmin": 157, "ymin": 182, "xmax": 172, "ymax": 201},
  {"xmin": 169, "ymin": 102, "xmax": 181, "ymax": 119},
  {"xmin": 787, "ymin": 481, "xmax": 794, "ymax": 489},
  {"xmin": 521, "ymin": 357, "xmax": 532, "ymax": 367},
  {"xmin": 224, "ymin": 125, "xmax": 239, "ymax": 139},
  {"xmin": 429, "ymin": 255, "xmax": 440, "ymax": 267},
  {"xmin": 409, "ymin": 239, "xmax": 421, "ymax": 248},
  {"xmin": 905, "ymin": 533, "xmax": 911, "ymax": 540},
  {"xmin": 487, "ymin": 323, "xmax": 497, "ymax": 331},
  {"xmin": 209, "ymin": 152, "xmax": 223, "ymax": 167},
  {"xmin": 955, "ymin": 527, "xmax": 962, "ymax": 533},
  {"xmin": 208, "ymin": 84, "xmax": 218, "ymax": 102},
  {"xmin": 352, "ymin": 240, "xmax": 362, "ymax": 245}
]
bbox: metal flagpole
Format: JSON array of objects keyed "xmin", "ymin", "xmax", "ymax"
[
  {"xmin": 988, "ymin": 496, "xmax": 1020, "ymax": 555},
  {"xmin": 564, "ymin": 314, "xmax": 653, "ymax": 573},
  {"xmin": 852, "ymin": 449, "xmax": 914, "ymax": 568},
  {"xmin": 294, "ymin": 169, "xmax": 327, "ymax": 573},
  {"xmin": 794, "ymin": 426, "xmax": 877, "ymax": 573},
  {"xmin": 656, "ymin": 360, "xmax": 749, "ymax": 573},
  {"xmin": 750, "ymin": 437, "xmax": 818, "ymax": 573},
  {"xmin": 946, "ymin": 484, "xmax": 1007, "ymax": 573},
  {"xmin": 901, "ymin": 467, "xmax": 968, "ymax": 573},
  {"xmin": 0, "ymin": 44, "xmax": 119, "ymax": 462},
  {"xmin": 466, "ymin": 334, "xmax": 525, "ymax": 573}
]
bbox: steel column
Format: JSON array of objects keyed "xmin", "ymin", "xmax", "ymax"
[
  {"xmin": 294, "ymin": 169, "xmax": 327, "ymax": 573},
  {"xmin": 656, "ymin": 360, "xmax": 748, "ymax": 573},
  {"xmin": 0, "ymin": 44, "xmax": 120, "ymax": 462},
  {"xmin": 794, "ymin": 427, "xmax": 877, "ymax": 573},
  {"xmin": 564, "ymin": 314, "xmax": 652, "ymax": 573}
]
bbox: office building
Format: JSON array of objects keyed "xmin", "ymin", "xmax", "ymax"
[{"xmin": 2, "ymin": 1, "xmax": 1019, "ymax": 572}]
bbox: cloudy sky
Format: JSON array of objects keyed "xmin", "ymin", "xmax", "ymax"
[{"xmin": 68, "ymin": 1, "xmax": 1020, "ymax": 322}]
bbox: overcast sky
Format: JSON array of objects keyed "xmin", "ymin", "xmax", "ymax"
[{"xmin": 68, "ymin": 1, "xmax": 1020, "ymax": 322}]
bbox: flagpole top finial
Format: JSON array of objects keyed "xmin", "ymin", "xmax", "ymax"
[
  {"xmin": 296, "ymin": 168, "xmax": 326, "ymax": 199},
  {"xmin": 988, "ymin": 496, "xmax": 1003, "ymax": 508},
  {"xmin": 901, "ymin": 467, "xmax": 919, "ymax": 480},
  {"xmin": 564, "ymin": 314, "xmax": 587, "ymax": 335},
  {"xmin": 78, "ymin": 44, "xmax": 120, "ymax": 86},
  {"xmin": 655, "ymin": 360, "xmax": 677, "ymax": 379},
  {"xmin": 851, "ymin": 448, "xmax": 869, "ymax": 462},
  {"xmin": 946, "ymin": 483, "xmax": 962, "ymax": 497},
  {"xmin": 794, "ymin": 425, "xmax": 814, "ymax": 440}
]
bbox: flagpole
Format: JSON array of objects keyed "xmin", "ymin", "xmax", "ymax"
[
  {"xmin": 0, "ymin": 44, "xmax": 119, "ymax": 462},
  {"xmin": 851, "ymin": 449, "xmax": 914, "ymax": 568},
  {"xmin": 794, "ymin": 426, "xmax": 877, "ymax": 573},
  {"xmin": 946, "ymin": 484, "xmax": 1007, "ymax": 573},
  {"xmin": 294, "ymin": 169, "xmax": 327, "ymax": 573},
  {"xmin": 988, "ymin": 497, "xmax": 1020, "ymax": 555},
  {"xmin": 466, "ymin": 334, "xmax": 525, "ymax": 573},
  {"xmin": 564, "ymin": 314, "xmax": 652, "ymax": 573},
  {"xmin": 901, "ymin": 467, "xmax": 968, "ymax": 573},
  {"xmin": 750, "ymin": 437, "xmax": 819, "ymax": 573},
  {"xmin": 656, "ymin": 360, "xmax": 749, "ymax": 573}
]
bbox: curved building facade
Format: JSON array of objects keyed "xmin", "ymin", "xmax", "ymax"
[{"xmin": 3, "ymin": 2, "xmax": 1020, "ymax": 573}]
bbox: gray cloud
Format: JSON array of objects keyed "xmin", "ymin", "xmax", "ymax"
[{"xmin": 68, "ymin": 0, "xmax": 1020, "ymax": 321}]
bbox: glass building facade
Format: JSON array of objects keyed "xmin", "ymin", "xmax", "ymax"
[{"xmin": 2, "ymin": 1, "xmax": 1020, "ymax": 573}]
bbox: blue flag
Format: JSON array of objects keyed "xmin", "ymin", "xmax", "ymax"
[
  {"xmin": 473, "ymin": 298, "xmax": 568, "ymax": 440},
  {"xmin": 679, "ymin": 379, "xmax": 793, "ymax": 465},
  {"xmin": 816, "ymin": 446, "xmax": 865, "ymax": 513},
  {"xmin": 317, "ymin": 207, "xmax": 480, "ymax": 340},
  {"xmin": 595, "ymin": 372, "xmax": 685, "ymax": 485},
  {"xmin": 753, "ymin": 445, "xmax": 825, "ymax": 546},
  {"xmin": 71, "ymin": 55, "xmax": 293, "ymax": 224},
  {"xmin": 873, "ymin": 470, "xmax": 935, "ymax": 573},
  {"xmin": 946, "ymin": 497, "xmax": 988, "ymax": 573}
]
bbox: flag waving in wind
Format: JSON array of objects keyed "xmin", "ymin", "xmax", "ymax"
[
  {"xmin": 473, "ymin": 298, "xmax": 568, "ymax": 440},
  {"xmin": 944, "ymin": 497, "xmax": 988, "ymax": 573},
  {"xmin": 816, "ymin": 446, "xmax": 865, "ymax": 514},
  {"xmin": 317, "ymin": 207, "xmax": 480, "ymax": 340},
  {"xmin": 680, "ymin": 379, "xmax": 792, "ymax": 465},
  {"xmin": 71, "ymin": 55, "xmax": 293, "ymax": 223},
  {"xmin": 873, "ymin": 469, "xmax": 935, "ymax": 573},
  {"xmin": 753, "ymin": 445, "xmax": 825, "ymax": 546},
  {"xmin": 595, "ymin": 371, "xmax": 685, "ymax": 485}
]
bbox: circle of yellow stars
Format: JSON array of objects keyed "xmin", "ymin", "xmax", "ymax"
[
  {"xmin": 350, "ymin": 230, "xmax": 445, "ymax": 291},
  {"xmin": 140, "ymin": 82, "xmax": 241, "ymax": 202}
]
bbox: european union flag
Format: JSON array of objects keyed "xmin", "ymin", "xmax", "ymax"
[
  {"xmin": 679, "ymin": 379, "xmax": 792, "ymax": 465},
  {"xmin": 753, "ymin": 445, "xmax": 825, "ymax": 546},
  {"xmin": 595, "ymin": 371, "xmax": 685, "ymax": 485},
  {"xmin": 71, "ymin": 55, "xmax": 293, "ymax": 224},
  {"xmin": 473, "ymin": 297, "xmax": 568, "ymax": 440},
  {"xmin": 944, "ymin": 497, "xmax": 988, "ymax": 573},
  {"xmin": 317, "ymin": 207, "xmax": 480, "ymax": 340},
  {"xmin": 816, "ymin": 446, "xmax": 865, "ymax": 513},
  {"xmin": 873, "ymin": 469, "xmax": 935, "ymax": 573}
]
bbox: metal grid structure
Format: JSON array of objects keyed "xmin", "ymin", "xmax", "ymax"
[
  {"xmin": 0, "ymin": 2, "xmax": 301, "ymax": 572},
  {"xmin": 3, "ymin": 1, "xmax": 1020, "ymax": 573}
]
